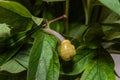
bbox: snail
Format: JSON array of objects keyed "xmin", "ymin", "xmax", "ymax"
[
  {"xmin": 42, "ymin": 15, "xmax": 76, "ymax": 61},
  {"xmin": 43, "ymin": 28, "xmax": 76, "ymax": 61},
  {"xmin": 60, "ymin": 40, "xmax": 76, "ymax": 61}
]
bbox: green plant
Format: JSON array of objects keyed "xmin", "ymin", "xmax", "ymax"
[{"xmin": 0, "ymin": 0, "xmax": 120, "ymax": 80}]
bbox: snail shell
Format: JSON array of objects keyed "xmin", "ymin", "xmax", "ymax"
[{"xmin": 60, "ymin": 40, "xmax": 76, "ymax": 61}]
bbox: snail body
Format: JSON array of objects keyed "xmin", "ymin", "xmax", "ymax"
[
  {"xmin": 43, "ymin": 15, "xmax": 76, "ymax": 61},
  {"xmin": 43, "ymin": 28, "xmax": 65, "ymax": 42},
  {"xmin": 43, "ymin": 28, "xmax": 76, "ymax": 61}
]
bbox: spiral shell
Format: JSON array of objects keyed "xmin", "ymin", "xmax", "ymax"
[{"xmin": 60, "ymin": 40, "xmax": 76, "ymax": 61}]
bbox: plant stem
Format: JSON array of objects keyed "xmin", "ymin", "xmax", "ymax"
[
  {"xmin": 65, "ymin": 0, "xmax": 69, "ymax": 34},
  {"xmin": 82, "ymin": 0, "xmax": 89, "ymax": 25},
  {"xmin": 48, "ymin": 15, "xmax": 67, "ymax": 24},
  {"xmin": 42, "ymin": 15, "xmax": 67, "ymax": 27}
]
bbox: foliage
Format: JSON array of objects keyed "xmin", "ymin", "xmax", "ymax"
[{"xmin": 0, "ymin": 0, "xmax": 120, "ymax": 80}]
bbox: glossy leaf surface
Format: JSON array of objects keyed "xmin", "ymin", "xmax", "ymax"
[
  {"xmin": 99, "ymin": 0, "xmax": 120, "ymax": 16},
  {"xmin": 81, "ymin": 48, "xmax": 115, "ymax": 80},
  {"xmin": 0, "ymin": 1, "xmax": 32, "ymax": 18},
  {"xmin": 28, "ymin": 31, "xmax": 60, "ymax": 80},
  {"xmin": 61, "ymin": 47, "xmax": 95, "ymax": 75},
  {"xmin": 0, "ymin": 5, "xmax": 33, "ymax": 32},
  {"xmin": 0, "ymin": 59, "xmax": 26, "ymax": 73}
]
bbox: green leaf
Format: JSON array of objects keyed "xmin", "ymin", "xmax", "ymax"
[
  {"xmin": 69, "ymin": 24, "xmax": 88, "ymax": 39},
  {"xmin": 0, "ymin": 42, "xmax": 23, "ymax": 66},
  {"xmin": 0, "ymin": 1, "xmax": 42, "ymax": 32},
  {"xmin": 0, "ymin": 23, "xmax": 11, "ymax": 37},
  {"xmin": 0, "ymin": 6, "xmax": 33, "ymax": 32},
  {"xmin": 0, "ymin": 59, "xmax": 26, "ymax": 73},
  {"xmin": 104, "ymin": 32, "xmax": 120, "ymax": 40},
  {"xmin": 28, "ymin": 31, "xmax": 60, "ymax": 80},
  {"xmin": 43, "ymin": 0, "xmax": 65, "ymax": 2},
  {"xmin": 14, "ymin": 44, "xmax": 32, "ymax": 68},
  {"xmin": 0, "ymin": 37, "xmax": 23, "ymax": 65},
  {"xmin": 83, "ymin": 24, "xmax": 104, "ymax": 49},
  {"xmin": 80, "ymin": 48, "xmax": 115, "ymax": 80},
  {"xmin": 61, "ymin": 46, "xmax": 96, "ymax": 75},
  {"xmin": 0, "ymin": 32, "xmax": 27, "ymax": 66},
  {"xmin": 8, "ymin": 0, "xmax": 32, "ymax": 11},
  {"xmin": 0, "ymin": 20, "xmax": 43, "ymax": 66},
  {"xmin": 103, "ymin": 12, "xmax": 120, "ymax": 23},
  {"xmin": 0, "ymin": 1, "xmax": 32, "ymax": 18},
  {"xmin": 32, "ymin": 16, "xmax": 43, "ymax": 26},
  {"xmin": 0, "ymin": 1, "xmax": 44, "ymax": 31},
  {"xmin": 99, "ymin": 0, "xmax": 120, "ymax": 16},
  {"xmin": 0, "ymin": 71, "xmax": 27, "ymax": 80}
]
